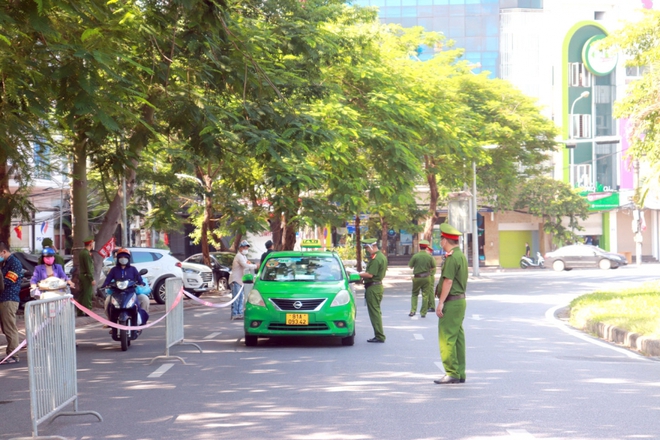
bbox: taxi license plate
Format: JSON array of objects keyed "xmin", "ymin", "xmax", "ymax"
[{"xmin": 285, "ymin": 314, "xmax": 308, "ymax": 325}]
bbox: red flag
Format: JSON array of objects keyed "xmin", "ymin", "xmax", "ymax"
[
  {"xmin": 98, "ymin": 237, "xmax": 116, "ymax": 258},
  {"xmin": 13, "ymin": 225, "xmax": 22, "ymax": 240}
]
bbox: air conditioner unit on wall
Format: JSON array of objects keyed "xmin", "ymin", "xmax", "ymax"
[
  {"xmin": 571, "ymin": 114, "xmax": 591, "ymax": 139},
  {"xmin": 569, "ymin": 63, "xmax": 592, "ymax": 87}
]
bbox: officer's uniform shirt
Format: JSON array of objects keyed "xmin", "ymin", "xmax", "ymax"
[
  {"xmin": 439, "ymin": 247, "xmax": 468, "ymax": 296},
  {"xmin": 366, "ymin": 251, "xmax": 387, "ymax": 282}
]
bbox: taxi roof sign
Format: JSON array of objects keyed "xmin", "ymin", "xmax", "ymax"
[{"xmin": 301, "ymin": 239, "xmax": 322, "ymax": 249}]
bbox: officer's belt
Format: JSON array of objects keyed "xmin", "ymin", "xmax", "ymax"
[
  {"xmin": 414, "ymin": 272, "xmax": 430, "ymax": 278},
  {"xmin": 364, "ymin": 281, "xmax": 382, "ymax": 288},
  {"xmin": 445, "ymin": 294, "xmax": 466, "ymax": 302}
]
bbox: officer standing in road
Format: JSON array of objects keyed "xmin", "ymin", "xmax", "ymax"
[
  {"xmin": 407, "ymin": 239, "xmax": 436, "ymax": 318},
  {"xmin": 359, "ymin": 238, "xmax": 388, "ymax": 343},
  {"xmin": 434, "ymin": 223, "xmax": 468, "ymax": 384},
  {"xmin": 77, "ymin": 236, "xmax": 96, "ymax": 316}
]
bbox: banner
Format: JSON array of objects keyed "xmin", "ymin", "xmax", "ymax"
[{"xmin": 98, "ymin": 237, "xmax": 115, "ymax": 259}]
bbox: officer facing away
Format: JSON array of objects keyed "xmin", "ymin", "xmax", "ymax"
[
  {"xmin": 358, "ymin": 238, "xmax": 388, "ymax": 343},
  {"xmin": 407, "ymin": 239, "xmax": 436, "ymax": 318},
  {"xmin": 434, "ymin": 223, "xmax": 468, "ymax": 384}
]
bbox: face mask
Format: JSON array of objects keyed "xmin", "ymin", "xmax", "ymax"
[
  {"xmin": 241, "ymin": 249, "xmax": 249, "ymax": 255},
  {"xmin": 0, "ymin": 255, "xmax": 4, "ymax": 263},
  {"xmin": 44, "ymin": 257, "xmax": 55, "ymax": 265},
  {"xmin": 118, "ymin": 258, "xmax": 129, "ymax": 265}
]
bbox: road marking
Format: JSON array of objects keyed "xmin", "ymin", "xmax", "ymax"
[
  {"xmin": 204, "ymin": 332, "xmax": 222, "ymax": 339},
  {"xmin": 506, "ymin": 429, "xmax": 535, "ymax": 439},
  {"xmin": 472, "ymin": 314, "xmax": 483, "ymax": 320},
  {"xmin": 148, "ymin": 363, "xmax": 174, "ymax": 378},
  {"xmin": 194, "ymin": 311, "xmax": 214, "ymax": 317},
  {"xmin": 413, "ymin": 334, "xmax": 424, "ymax": 340}
]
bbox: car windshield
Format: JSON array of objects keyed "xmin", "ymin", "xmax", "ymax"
[{"xmin": 261, "ymin": 256, "xmax": 343, "ymax": 282}]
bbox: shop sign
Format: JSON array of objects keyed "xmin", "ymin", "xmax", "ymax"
[
  {"xmin": 582, "ymin": 35, "xmax": 618, "ymax": 76},
  {"xmin": 578, "ymin": 189, "xmax": 620, "ymax": 211}
]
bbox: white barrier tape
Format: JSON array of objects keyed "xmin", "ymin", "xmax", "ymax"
[
  {"xmin": 181, "ymin": 286, "xmax": 243, "ymax": 308},
  {"xmin": 71, "ymin": 288, "xmax": 184, "ymax": 331},
  {"xmin": 0, "ymin": 339, "xmax": 27, "ymax": 365}
]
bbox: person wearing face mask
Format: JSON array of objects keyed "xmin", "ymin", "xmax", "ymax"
[
  {"xmin": 227, "ymin": 240, "xmax": 257, "ymax": 320},
  {"xmin": 30, "ymin": 247, "xmax": 74, "ymax": 294},
  {"xmin": 102, "ymin": 248, "xmax": 149, "ymax": 318}
]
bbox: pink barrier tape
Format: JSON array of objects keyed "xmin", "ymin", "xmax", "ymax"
[
  {"xmin": 1, "ymin": 296, "xmax": 70, "ymax": 365},
  {"xmin": 181, "ymin": 286, "xmax": 243, "ymax": 308},
  {"xmin": 71, "ymin": 288, "xmax": 184, "ymax": 331},
  {"xmin": 0, "ymin": 339, "xmax": 27, "ymax": 365}
]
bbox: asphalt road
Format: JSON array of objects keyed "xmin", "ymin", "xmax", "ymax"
[{"xmin": 1, "ymin": 264, "xmax": 659, "ymax": 440}]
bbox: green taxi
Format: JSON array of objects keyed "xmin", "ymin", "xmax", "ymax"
[{"xmin": 242, "ymin": 250, "xmax": 361, "ymax": 347}]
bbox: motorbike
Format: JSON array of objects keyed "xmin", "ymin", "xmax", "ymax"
[
  {"xmin": 106, "ymin": 269, "xmax": 149, "ymax": 351},
  {"xmin": 33, "ymin": 276, "xmax": 70, "ymax": 299},
  {"xmin": 520, "ymin": 252, "xmax": 545, "ymax": 269}
]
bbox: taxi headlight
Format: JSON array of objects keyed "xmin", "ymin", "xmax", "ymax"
[
  {"xmin": 247, "ymin": 289, "xmax": 265, "ymax": 307},
  {"xmin": 331, "ymin": 289, "xmax": 350, "ymax": 307},
  {"xmin": 116, "ymin": 280, "xmax": 129, "ymax": 290}
]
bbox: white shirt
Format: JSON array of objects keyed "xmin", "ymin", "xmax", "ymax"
[{"xmin": 228, "ymin": 252, "xmax": 257, "ymax": 285}]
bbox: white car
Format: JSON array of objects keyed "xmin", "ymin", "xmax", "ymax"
[
  {"xmin": 66, "ymin": 247, "xmax": 186, "ymax": 304},
  {"xmin": 180, "ymin": 261, "xmax": 216, "ymax": 296}
]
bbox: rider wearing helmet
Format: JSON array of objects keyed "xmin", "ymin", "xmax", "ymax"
[
  {"xmin": 30, "ymin": 247, "xmax": 74, "ymax": 294},
  {"xmin": 102, "ymin": 248, "xmax": 149, "ymax": 316}
]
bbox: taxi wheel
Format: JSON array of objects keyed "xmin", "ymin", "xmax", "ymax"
[
  {"xmin": 599, "ymin": 259, "xmax": 611, "ymax": 270},
  {"xmin": 552, "ymin": 260, "xmax": 565, "ymax": 272},
  {"xmin": 245, "ymin": 334, "xmax": 258, "ymax": 347},
  {"xmin": 341, "ymin": 334, "xmax": 355, "ymax": 346}
]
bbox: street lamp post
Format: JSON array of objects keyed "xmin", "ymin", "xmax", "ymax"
[
  {"xmin": 472, "ymin": 144, "xmax": 498, "ymax": 277},
  {"xmin": 569, "ymin": 91, "xmax": 590, "ymax": 186}
]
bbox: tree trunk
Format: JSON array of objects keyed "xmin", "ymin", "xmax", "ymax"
[
  {"xmin": 283, "ymin": 212, "xmax": 297, "ymax": 250},
  {"xmin": 355, "ymin": 215, "xmax": 362, "ymax": 272},
  {"xmin": 0, "ymin": 152, "xmax": 11, "ymax": 244},
  {"xmin": 90, "ymin": 105, "xmax": 155, "ymax": 284},
  {"xmin": 270, "ymin": 213, "xmax": 283, "ymax": 251},
  {"xmin": 380, "ymin": 216, "xmax": 388, "ymax": 258},
  {"xmin": 71, "ymin": 132, "xmax": 89, "ymax": 297},
  {"xmin": 423, "ymin": 167, "xmax": 439, "ymax": 241},
  {"xmin": 230, "ymin": 233, "xmax": 242, "ymax": 252},
  {"xmin": 201, "ymin": 173, "xmax": 212, "ymax": 267}
]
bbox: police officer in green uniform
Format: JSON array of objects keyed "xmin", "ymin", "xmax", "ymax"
[
  {"xmin": 77, "ymin": 236, "xmax": 96, "ymax": 316},
  {"xmin": 359, "ymin": 238, "xmax": 388, "ymax": 343},
  {"xmin": 407, "ymin": 239, "xmax": 436, "ymax": 317},
  {"xmin": 434, "ymin": 223, "xmax": 468, "ymax": 384}
]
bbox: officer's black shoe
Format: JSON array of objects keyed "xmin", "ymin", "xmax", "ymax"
[
  {"xmin": 428, "ymin": 308, "xmax": 435, "ymax": 313},
  {"xmin": 367, "ymin": 337, "xmax": 385, "ymax": 343},
  {"xmin": 434, "ymin": 375, "xmax": 461, "ymax": 384},
  {"xmin": 459, "ymin": 378, "xmax": 466, "ymax": 383},
  {"xmin": 421, "ymin": 315, "xmax": 426, "ymax": 318},
  {"xmin": 408, "ymin": 312, "xmax": 415, "ymax": 317}
]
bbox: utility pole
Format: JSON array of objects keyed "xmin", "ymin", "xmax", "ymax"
[{"xmin": 633, "ymin": 159, "xmax": 643, "ymax": 266}]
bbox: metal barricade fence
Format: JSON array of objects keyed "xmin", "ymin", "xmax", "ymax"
[
  {"xmin": 150, "ymin": 278, "xmax": 202, "ymax": 365},
  {"xmin": 24, "ymin": 295, "xmax": 102, "ymax": 437}
]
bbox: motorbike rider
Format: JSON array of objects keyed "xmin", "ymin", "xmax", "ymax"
[
  {"xmin": 30, "ymin": 247, "xmax": 74, "ymax": 296},
  {"xmin": 102, "ymin": 248, "xmax": 149, "ymax": 317}
]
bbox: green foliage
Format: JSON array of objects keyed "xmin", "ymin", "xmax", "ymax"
[{"xmin": 514, "ymin": 176, "xmax": 589, "ymax": 245}]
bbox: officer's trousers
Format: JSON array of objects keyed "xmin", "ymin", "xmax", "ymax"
[
  {"xmin": 366, "ymin": 285, "xmax": 385, "ymax": 341},
  {"xmin": 410, "ymin": 277, "xmax": 432, "ymax": 315},
  {"xmin": 438, "ymin": 299, "xmax": 466, "ymax": 379}
]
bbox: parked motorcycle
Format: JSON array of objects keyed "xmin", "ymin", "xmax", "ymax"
[
  {"xmin": 520, "ymin": 252, "xmax": 545, "ymax": 269},
  {"xmin": 106, "ymin": 269, "xmax": 149, "ymax": 351},
  {"xmin": 33, "ymin": 276, "xmax": 70, "ymax": 299}
]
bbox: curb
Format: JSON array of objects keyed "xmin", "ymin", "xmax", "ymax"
[{"xmin": 584, "ymin": 320, "xmax": 660, "ymax": 357}]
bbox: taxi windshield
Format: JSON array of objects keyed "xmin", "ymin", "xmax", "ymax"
[{"xmin": 261, "ymin": 257, "xmax": 343, "ymax": 282}]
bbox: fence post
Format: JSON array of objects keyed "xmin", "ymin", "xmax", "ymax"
[
  {"xmin": 24, "ymin": 295, "xmax": 102, "ymax": 437},
  {"xmin": 150, "ymin": 278, "xmax": 202, "ymax": 365}
]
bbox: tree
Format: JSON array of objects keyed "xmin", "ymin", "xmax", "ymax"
[{"xmin": 514, "ymin": 176, "xmax": 589, "ymax": 246}]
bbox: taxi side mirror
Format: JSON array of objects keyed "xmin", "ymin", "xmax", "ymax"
[
  {"xmin": 243, "ymin": 274, "xmax": 254, "ymax": 284},
  {"xmin": 348, "ymin": 273, "xmax": 361, "ymax": 283}
]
